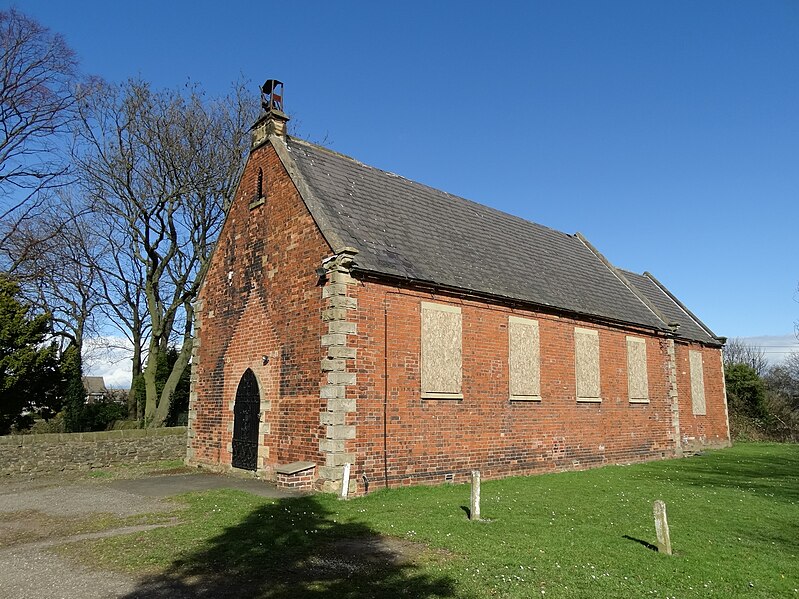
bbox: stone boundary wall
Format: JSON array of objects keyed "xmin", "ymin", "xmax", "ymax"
[{"xmin": 0, "ymin": 427, "xmax": 187, "ymax": 477}]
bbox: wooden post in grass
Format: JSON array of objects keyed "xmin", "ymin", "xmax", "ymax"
[
  {"xmin": 470, "ymin": 470, "xmax": 481, "ymax": 521},
  {"xmin": 653, "ymin": 500, "xmax": 672, "ymax": 555}
]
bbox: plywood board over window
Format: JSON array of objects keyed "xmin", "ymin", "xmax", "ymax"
[
  {"xmin": 575, "ymin": 327, "xmax": 601, "ymax": 402},
  {"xmin": 421, "ymin": 302, "xmax": 463, "ymax": 399},
  {"xmin": 689, "ymin": 350, "xmax": 706, "ymax": 415},
  {"xmin": 627, "ymin": 336, "xmax": 649, "ymax": 402},
  {"xmin": 509, "ymin": 316, "xmax": 541, "ymax": 401}
]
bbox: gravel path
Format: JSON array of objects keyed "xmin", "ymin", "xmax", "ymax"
[
  {"xmin": 0, "ymin": 544, "xmax": 139, "ymax": 599},
  {"xmin": 0, "ymin": 480, "xmax": 179, "ymax": 518},
  {"xmin": 0, "ymin": 472, "xmax": 295, "ymax": 598}
]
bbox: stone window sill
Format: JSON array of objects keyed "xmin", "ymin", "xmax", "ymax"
[
  {"xmin": 510, "ymin": 395, "xmax": 542, "ymax": 402},
  {"xmin": 421, "ymin": 392, "xmax": 464, "ymax": 400},
  {"xmin": 577, "ymin": 396, "xmax": 602, "ymax": 403}
]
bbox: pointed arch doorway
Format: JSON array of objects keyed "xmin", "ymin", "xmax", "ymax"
[{"xmin": 232, "ymin": 369, "xmax": 260, "ymax": 471}]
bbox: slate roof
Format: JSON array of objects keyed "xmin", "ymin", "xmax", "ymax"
[
  {"xmin": 619, "ymin": 270, "xmax": 719, "ymax": 345},
  {"xmin": 82, "ymin": 376, "xmax": 108, "ymax": 395},
  {"xmin": 277, "ymin": 136, "xmax": 721, "ymax": 345}
]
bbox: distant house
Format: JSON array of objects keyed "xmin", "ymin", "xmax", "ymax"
[
  {"xmin": 82, "ymin": 376, "xmax": 108, "ymax": 404},
  {"xmin": 187, "ymin": 82, "xmax": 730, "ymax": 494},
  {"xmin": 106, "ymin": 388, "xmax": 129, "ymax": 404}
]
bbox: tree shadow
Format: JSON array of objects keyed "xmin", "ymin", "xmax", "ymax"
[
  {"xmin": 658, "ymin": 447, "xmax": 799, "ymax": 504},
  {"xmin": 120, "ymin": 495, "xmax": 461, "ymax": 598}
]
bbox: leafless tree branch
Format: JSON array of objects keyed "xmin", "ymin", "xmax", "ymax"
[
  {"xmin": 723, "ymin": 337, "xmax": 770, "ymax": 377},
  {"xmin": 71, "ymin": 78, "xmax": 256, "ymax": 425},
  {"xmin": 0, "ymin": 9, "xmax": 80, "ymax": 257}
]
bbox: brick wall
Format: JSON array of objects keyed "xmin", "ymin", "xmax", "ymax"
[
  {"xmin": 0, "ymin": 428, "xmax": 187, "ymax": 477},
  {"xmin": 674, "ymin": 342, "xmax": 730, "ymax": 452},
  {"xmin": 347, "ymin": 283, "xmax": 731, "ymax": 491},
  {"xmin": 187, "ymin": 140, "xmax": 331, "ymax": 477}
]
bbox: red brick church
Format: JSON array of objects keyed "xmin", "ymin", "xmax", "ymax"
[{"xmin": 186, "ymin": 81, "xmax": 730, "ymax": 494}]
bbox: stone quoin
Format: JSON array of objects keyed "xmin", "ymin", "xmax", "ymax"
[{"xmin": 186, "ymin": 80, "xmax": 730, "ymax": 494}]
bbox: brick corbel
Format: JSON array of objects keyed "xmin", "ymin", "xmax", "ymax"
[{"xmin": 318, "ymin": 247, "xmax": 359, "ymax": 489}]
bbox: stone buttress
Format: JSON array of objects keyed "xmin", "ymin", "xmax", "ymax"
[{"xmin": 317, "ymin": 248, "xmax": 359, "ymax": 492}]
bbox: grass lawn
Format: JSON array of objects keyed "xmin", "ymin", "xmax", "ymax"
[
  {"xmin": 85, "ymin": 458, "xmax": 190, "ymax": 479},
  {"xmin": 64, "ymin": 443, "xmax": 798, "ymax": 598}
]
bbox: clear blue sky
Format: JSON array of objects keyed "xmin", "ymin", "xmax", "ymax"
[{"xmin": 10, "ymin": 1, "xmax": 799, "ymax": 347}]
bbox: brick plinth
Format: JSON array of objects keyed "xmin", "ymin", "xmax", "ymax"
[{"xmin": 275, "ymin": 461, "xmax": 316, "ymax": 491}]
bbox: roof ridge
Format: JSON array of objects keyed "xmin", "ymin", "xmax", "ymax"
[
  {"xmin": 282, "ymin": 135, "xmax": 701, "ymax": 337},
  {"xmin": 643, "ymin": 271, "xmax": 720, "ymax": 341},
  {"xmin": 286, "ymin": 136, "xmax": 575, "ymax": 242},
  {"xmin": 574, "ymin": 234, "xmax": 670, "ymax": 330}
]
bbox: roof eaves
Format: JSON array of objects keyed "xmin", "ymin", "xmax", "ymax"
[
  {"xmin": 353, "ymin": 265, "xmax": 675, "ymax": 337},
  {"xmin": 643, "ymin": 271, "xmax": 723, "ymax": 344},
  {"xmin": 269, "ymin": 134, "xmax": 346, "ymax": 254}
]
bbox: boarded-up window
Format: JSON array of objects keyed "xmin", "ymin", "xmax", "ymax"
[
  {"xmin": 575, "ymin": 327, "xmax": 600, "ymax": 401},
  {"xmin": 421, "ymin": 302, "xmax": 462, "ymax": 399},
  {"xmin": 689, "ymin": 350, "xmax": 706, "ymax": 415},
  {"xmin": 509, "ymin": 316, "xmax": 541, "ymax": 401},
  {"xmin": 627, "ymin": 336, "xmax": 649, "ymax": 402}
]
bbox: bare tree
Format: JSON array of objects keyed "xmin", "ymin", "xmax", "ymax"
[
  {"xmin": 763, "ymin": 352, "xmax": 799, "ymax": 441},
  {"xmin": 795, "ymin": 282, "xmax": 798, "ymax": 341},
  {"xmin": 88, "ymin": 202, "xmax": 150, "ymax": 418},
  {"xmin": 723, "ymin": 337, "xmax": 770, "ymax": 377},
  {"xmin": 72, "ymin": 79, "xmax": 255, "ymax": 426},
  {"xmin": 0, "ymin": 9, "xmax": 79, "ymax": 258},
  {"xmin": 8, "ymin": 192, "xmax": 102, "ymax": 352},
  {"xmin": 767, "ymin": 352, "xmax": 799, "ymax": 406},
  {"xmin": 19, "ymin": 201, "xmax": 149, "ymax": 418}
]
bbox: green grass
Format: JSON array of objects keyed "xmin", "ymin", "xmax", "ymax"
[
  {"xmin": 4, "ymin": 509, "xmax": 176, "ymax": 549},
  {"xmin": 83, "ymin": 459, "xmax": 190, "ymax": 480},
  {"xmin": 63, "ymin": 443, "xmax": 799, "ymax": 598}
]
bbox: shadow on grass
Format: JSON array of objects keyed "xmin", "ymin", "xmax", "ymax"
[
  {"xmin": 639, "ymin": 443, "xmax": 799, "ymax": 504},
  {"xmin": 641, "ymin": 444, "xmax": 799, "ymax": 503},
  {"xmin": 120, "ymin": 495, "xmax": 460, "ymax": 598},
  {"xmin": 621, "ymin": 534, "xmax": 658, "ymax": 552}
]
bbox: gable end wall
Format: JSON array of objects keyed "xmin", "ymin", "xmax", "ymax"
[{"xmin": 187, "ymin": 141, "xmax": 331, "ymax": 476}]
